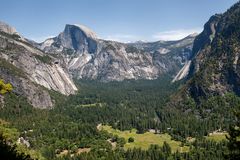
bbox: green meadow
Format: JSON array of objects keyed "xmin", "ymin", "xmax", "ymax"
[{"xmin": 101, "ymin": 125, "xmax": 189, "ymax": 152}]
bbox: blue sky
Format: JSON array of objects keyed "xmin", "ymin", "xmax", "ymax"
[{"xmin": 0, "ymin": 0, "xmax": 238, "ymax": 42}]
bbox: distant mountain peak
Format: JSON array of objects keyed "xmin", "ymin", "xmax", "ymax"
[
  {"xmin": 65, "ymin": 24, "xmax": 98, "ymax": 39},
  {"xmin": 37, "ymin": 23, "xmax": 196, "ymax": 82},
  {"xmin": 133, "ymin": 40, "xmax": 148, "ymax": 44},
  {"xmin": 187, "ymin": 33, "xmax": 199, "ymax": 38}
]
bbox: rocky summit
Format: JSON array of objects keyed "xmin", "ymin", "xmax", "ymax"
[
  {"xmin": 39, "ymin": 24, "xmax": 196, "ymax": 82},
  {"xmin": 0, "ymin": 21, "xmax": 197, "ymax": 107}
]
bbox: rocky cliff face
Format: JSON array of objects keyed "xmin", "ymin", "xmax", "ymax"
[
  {"xmin": 40, "ymin": 24, "xmax": 98, "ymax": 54},
  {"xmin": 0, "ymin": 21, "xmax": 18, "ymax": 35},
  {"xmin": 172, "ymin": 2, "xmax": 240, "ymax": 105},
  {"xmin": 0, "ymin": 21, "xmax": 196, "ymax": 108},
  {"xmin": 187, "ymin": 14, "xmax": 221, "ymax": 77},
  {"xmin": 40, "ymin": 24, "xmax": 196, "ymax": 81},
  {"xmin": 0, "ymin": 25, "xmax": 78, "ymax": 108}
]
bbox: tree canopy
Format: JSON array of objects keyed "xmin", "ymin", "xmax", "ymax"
[{"xmin": 0, "ymin": 79, "xmax": 13, "ymax": 95}]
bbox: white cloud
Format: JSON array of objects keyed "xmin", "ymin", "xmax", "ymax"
[{"xmin": 152, "ymin": 28, "xmax": 202, "ymax": 41}]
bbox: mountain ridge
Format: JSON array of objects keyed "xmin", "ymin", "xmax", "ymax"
[
  {"xmin": 38, "ymin": 24, "xmax": 197, "ymax": 82},
  {"xmin": 171, "ymin": 1, "xmax": 240, "ymax": 107},
  {"xmin": 0, "ymin": 20, "xmax": 198, "ymax": 107}
]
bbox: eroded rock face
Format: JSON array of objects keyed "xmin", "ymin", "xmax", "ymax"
[
  {"xmin": 187, "ymin": 14, "xmax": 221, "ymax": 77},
  {"xmin": 172, "ymin": 2, "xmax": 240, "ymax": 105},
  {"xmin": 40, "ymin": 24, "xmax": 98, "ymax": 54},
  {"xmin": 40, "ymin": 24, "xmax": 196, "ymax": 82},
  {"xmin": 0, "ymin": 21, "xmax": 18, "ymax": 35},
  {"xmin": 0, "ymin": 28, "xmax": 78, "ymax": 108},
  {"xmin": 59, "ymin": 24, "xmax": 98, "ymax": 53},
  {"xmin": 0, "ymin": 65, "xmax": 53, "ymax": 109}
]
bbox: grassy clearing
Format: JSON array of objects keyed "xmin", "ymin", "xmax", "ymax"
[
  {"xmin": 57, "ymin": 148, "xmax": 90, "ymax": 157},
  {"xmin": 80, "ymin": 103, "xmax": 100, "ymax": 107},
  {"xmin": 101, "ymin": 125, "xmax": 189, "ymax": 152},
  {"xmin": 76, "ymin": 103, "xmax": 105, "ymax": 108},
  {"xmin": 206, "ymin": 132, "xmax": 228, "ymax": 142}
]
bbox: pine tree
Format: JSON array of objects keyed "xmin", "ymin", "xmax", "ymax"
[
  {"xmin": 162, "ymin": 141, "xmax": 171, "ymax": 157},
  {"xmin": 226, "ymin": 105, "xmax": 240, "ymax": 160}
]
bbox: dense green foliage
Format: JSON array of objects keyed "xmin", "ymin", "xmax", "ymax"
[
  {"xmin": 0, "ymin": 79, "xmax": 13, "ymax": 95},
  {"xmin": 128, "ymin": 137, "xmax": 134, "ymax": 143},
  {"xmin": 0, "ymin": 134, "xmax": 32, "ymax": 160},
  {"xmin": 0, "ymin": 80, "xmax": 32, "ymax": 160},
  {"xmin": 62, "ymin": 77, "xmax": 178, "ymax": 132},
  {"xmin": 162, "ymin": 93, "xmax": 239, "ymax": 141},
  {"xmin": 0, "ymin": 77, "xmax": 180, "ymax": 159},
  {"xmin": 0, "ymin": 76, "xmax": 238, "ymax": 159},
  {"xmin": 57, "ymin": 139, "xmax": 228, "ymax": 160},
  {"xmin": 226, "ymin": 104, "xmax": 240, "ymax": 159}
]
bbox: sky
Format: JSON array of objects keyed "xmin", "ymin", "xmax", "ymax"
[{"xmin": 0, "ymin": 0, "xmax": 238, "ymax": 42}]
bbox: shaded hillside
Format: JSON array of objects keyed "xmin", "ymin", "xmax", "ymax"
[{"xmin": 172, "ymin": 2, "xmax": 240, "ymax": 106}]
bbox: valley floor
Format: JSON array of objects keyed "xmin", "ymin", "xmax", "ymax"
[{"xmin": 100, "ymin": 125, "xmax": 189, "ymax": 152}]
